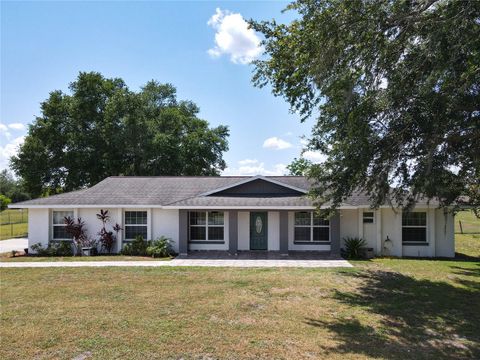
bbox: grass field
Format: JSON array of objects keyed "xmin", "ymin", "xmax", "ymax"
[
  {"xmin": 455, "ymin": 210, "xmax": 480, "ymax": 234},
  {"xmin": 1, "ymin": 234, "xmax": 479, "ymax": 359},
  {"xmin": 0, "ymin": 209, "xmax": 28, "ymax": 240}
]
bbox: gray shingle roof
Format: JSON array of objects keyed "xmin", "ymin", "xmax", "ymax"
[{"xmin": 10, "ymin": 175, "xmax": 438, "ymax": 208}]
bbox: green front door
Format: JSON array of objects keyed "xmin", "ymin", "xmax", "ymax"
[{"xmin": 250, "ymin": 212, "xmax": 268, "ymax": 250}]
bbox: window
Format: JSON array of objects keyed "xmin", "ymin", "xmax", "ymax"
[
  {"xmin": 294, "ymin": 211, "xmax": 329, "ymax": 243},
  {"xmin": 363, "ymin": 211, "xmax": 375, "ymax": 223},
  {"xmin": 52, "ymin": 210, "xmax": 74, "ymax": 240},
  {"xmin": 402, "ymin": 211, "xmax": 427, "ymax": 243},
  {"xmin": 124, "ymin": 211, "xmax": 148, "ymax": 240},
  {"xmin": 189, "ymin": 211, "xmax": 224, "ymax": 242}
]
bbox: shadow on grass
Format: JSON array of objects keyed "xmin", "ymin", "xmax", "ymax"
[{"xmin": 305, "ymin": 270, "xmax": 480, "ymax": 359}]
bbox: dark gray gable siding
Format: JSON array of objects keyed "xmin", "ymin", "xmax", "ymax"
[{"xmin": 209, "ymin": 179, "xmax": 304, "ymax": 197}]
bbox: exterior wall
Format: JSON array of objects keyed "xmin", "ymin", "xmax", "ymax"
[
  {"xmin": 26, "ymin": 205, "xmax": 455, "ymax": 257},
  {"xmin": 340, "ymin": 209, "xmax": 358, "ymax": 249},
  {"xmin": 238, "ymin": 211, "xmax": 250, "ymax": 250},
  {"xmin": 268, "ymin": 211, "xmax": 280, "ymax": 251},
  {"xmin": 287, "ymin": 211, "xmax": 331, "ymax": 251},
  {"xmin": 380, "ymin": 208, "xmax": 402, "ymax": 257},
  {"xmin": 28, "ymin": 208, "xmax": 50, "ymax": 251},
  {"xmin": 152, "ymin": 209, "xmax": 179, "ymax": 253},
  {"xmin": 77, "ymin": 208, "xmax": 122, "ymax": 244},
  {"xmin": 435, "ymin": 210, "xmax": 455, "ymax": 257},
  {"xmin": 188, "ymin": 211, "xmax": 229, "ymax": 251}
]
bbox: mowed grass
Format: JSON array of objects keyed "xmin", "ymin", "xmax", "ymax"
[
  {"xmin": 0, "ymin": 209, "xmax": 28, "ymax": 240},
  {"xmin": 1, "ymin": 239, "xmax": 479, "ymax": 359},
  {"xmin": 455, "ymin": 210, "xmax": 480, "ymax": 234}
]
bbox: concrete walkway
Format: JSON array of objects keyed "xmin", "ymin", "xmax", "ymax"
[
  {"xmin": 0, "ymin": 238, "xmax": 28, "ymax": 253},
  {"xmin": 0, "ymin": 258, "xmax": 352, "ymax": 268}
]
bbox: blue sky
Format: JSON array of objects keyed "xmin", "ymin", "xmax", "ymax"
[{"xmin": 1, "ymin": 1, "xmax": 321, "ymax": 174}]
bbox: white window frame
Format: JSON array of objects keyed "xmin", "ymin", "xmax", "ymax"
[
  {"xmin": 51, "ymin": 209, "xmax": 74, "ymax": 241},
  {"xmin": 402, "ymin": 211, "xmax": 428, "ymax": 244},
  {"xmin": 188, "ymin": 211, "xmax": 225, "ymax": 243},
  {"xmin": 124, "ymin": 210, "xmax": 148, "ymax": 241},
  {"xmin": 363, "ymin": 211, "xmax": 375, "ymax": 224},
  {"xmin": 294, "ymin": 211, "xmax": 330, "ymax": 243}
]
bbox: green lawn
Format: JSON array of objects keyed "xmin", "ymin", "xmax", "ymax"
[
  {"xmin": 0, "ymin": 209, "xmax": 28, "ymax": 240},
  {"xmin": 1, "ymin": 235, "xmax": 479, "ymax": 359},
  {"xmin": 455, "ymin": 210, "xmax": 480, "ymax": 234}
]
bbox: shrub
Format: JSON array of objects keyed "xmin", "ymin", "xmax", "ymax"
[
  {"xmin": 30, "ymin": 241, "xmax": 73, "ymax": 256},
  {"xmin": 96, "ymin": 210, "xmax": 122, "ymax": 254},
  {"xmin": 343, "ymin": 237, "xmax": 367, "ymax": 259},
  {"xmin": 64, "ymin": 216, "xmax": 90, "ymax": 255},
  {"xmin": 0, "ymin": 195, "xmax": 11, "ymax": 211},
  {"xmin": 121, "ymin": 236, "xmax": 149, "ymax": 256},
  {"xmin": 146, "ymin": 236, "xmax": 174, "ymax": 258}
]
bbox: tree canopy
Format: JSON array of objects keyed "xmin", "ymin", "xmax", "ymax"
[
  {"xmin": 0, "ymin": 169, "xmax": 30, "ymax": 203},
  {"xmin": 251, "ymin": 0, "xmax": 479, "ymax": 213},
  {"xmin": 11, "ymin": 72, "xmax": 229, "ymax": 197},
  {"xmin": 287, "ymin": 157, "xmax": 313, "ymax": 176}
]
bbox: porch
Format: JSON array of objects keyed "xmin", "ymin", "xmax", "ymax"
[{"xmin": 178, "ymin": 209, "xmax": 341, "ymax": 256}]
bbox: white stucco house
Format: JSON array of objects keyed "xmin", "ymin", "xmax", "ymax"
[{"xmin": 9, "ymin": 175, "xmax": 455, "ymax": 257}]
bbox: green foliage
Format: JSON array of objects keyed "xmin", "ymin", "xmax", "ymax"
[
  {"xmin": 146, "ymin": 236, "xmax": 174, "ymax": 258},
  {"xmin": 31, "ymin": 241, "xmax": 74, "ymax": 257},
  {"xmin": 287, "ymin": 157, "xmax": 313, "ymax": 176},
  {"xmin": 10, "ymin": 72, "xmax": 230, "ymax": 197},
  {"xmin": 121, "ymin": 236, "xmax": 149, "ymax": 256},
  {"xmin": 343, "ymin": 237, "xmax": 367, "ymax": 259},
  {"xmin": 0, "ymin": 195, "xmax": 11, "ymax": 211},
  {"xmin": 0, "ymin": 170, "xmax": 30, "ymax": 203},
  {"xmin": 251, "ymin": 0, "xmax": 480, "ymax": 213}
]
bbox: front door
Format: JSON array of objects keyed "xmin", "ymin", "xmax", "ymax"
[{"xmin": 250, "ymin": 212, "xmax": 268, "ymax": 250}]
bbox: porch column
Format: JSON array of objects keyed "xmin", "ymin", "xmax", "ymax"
[
  {"xmin": 279, "ymin": 210, "xmax": 289, "ymax": 255},
  {"xmin": 179, "ymin": 209, "xmax": 188, "ymax": 255},
  {"xmin": 229, "ymin": 210, "xmax": 238, "ymax": 255},
  {"xmin": 330, "ymin": 211, "xmax": 341, "ymax": 255}
]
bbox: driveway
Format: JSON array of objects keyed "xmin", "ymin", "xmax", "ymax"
[{"xmin": 0, "ymin": 238, "xmax": 28, "ymax": 253}]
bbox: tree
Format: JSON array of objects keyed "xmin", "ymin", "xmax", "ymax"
[
  {"xmin": 287, "ymin": 157, "xmax": 313, "ymax": 176},
  {"xmin": 11, "ymin": 72, "xmax": 229, "ymax": 196},
  {"xmin": 251, "ymin": 0, "xmax": 480, "ymax": 213},
  {"xmin": 0, "ymin": 170, "xmax": 30, "ymax": 203},
  {"xmin": 0, "ymin": 195, "xmax": 11, "ymax": 211}
]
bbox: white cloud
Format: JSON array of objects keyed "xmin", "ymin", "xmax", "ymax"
[
  {"xmin": 263, "ymin": 137, "xmax": 293, "ymax": 150},
  {"xmin": 8, "ymin": 123, "xmax": 25, "ymax": 131},
  {"xmin": 302, "ymin": 150, "xmax": 327, "ymax": 163},
  {"xmin": 0, "ymin": 124, "xmax": 11, "ymax": 139},
  {"xmin": 207, "ymin": 8, "xmax": 262, "ymax": 64},
  {"xmin": 0, "ymin": 136, "xmax": 24, "ymax": 170},
  {"xmin": 223, "ymin": 159, "xmax": 287, "ymax": 176},
  {"xmin": 238, "ymin": 158, "xmax": 258, "ymax": 166}
]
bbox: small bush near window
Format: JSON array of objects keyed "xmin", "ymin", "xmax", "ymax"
[
  {"xmin": 31, "ymin": 242, "xmax": 73, "ymax": 257},
  {"xmin": 121, "ymin": 235, "xmax": 149, "ymax": 256},
  {"xmin": 146, "ymin": 236, "xmax": 174, "ymax": 258},
  {"xmin": 342, "ymin": 237, "xmax": 367, "ymax": 259}
]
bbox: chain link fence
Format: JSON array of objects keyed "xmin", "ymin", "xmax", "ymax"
[{"xmin": 0, "ymin": 209, "xmax": 28, "ymax": 240}]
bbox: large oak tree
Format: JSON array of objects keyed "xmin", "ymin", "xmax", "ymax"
[
  {"xmin": 251, "ymin": 0, "xmax": 479, "ymax": 213},
  {"xmin": 11, "ymin": 72, "xmax": 229, "ymax": 197}
]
